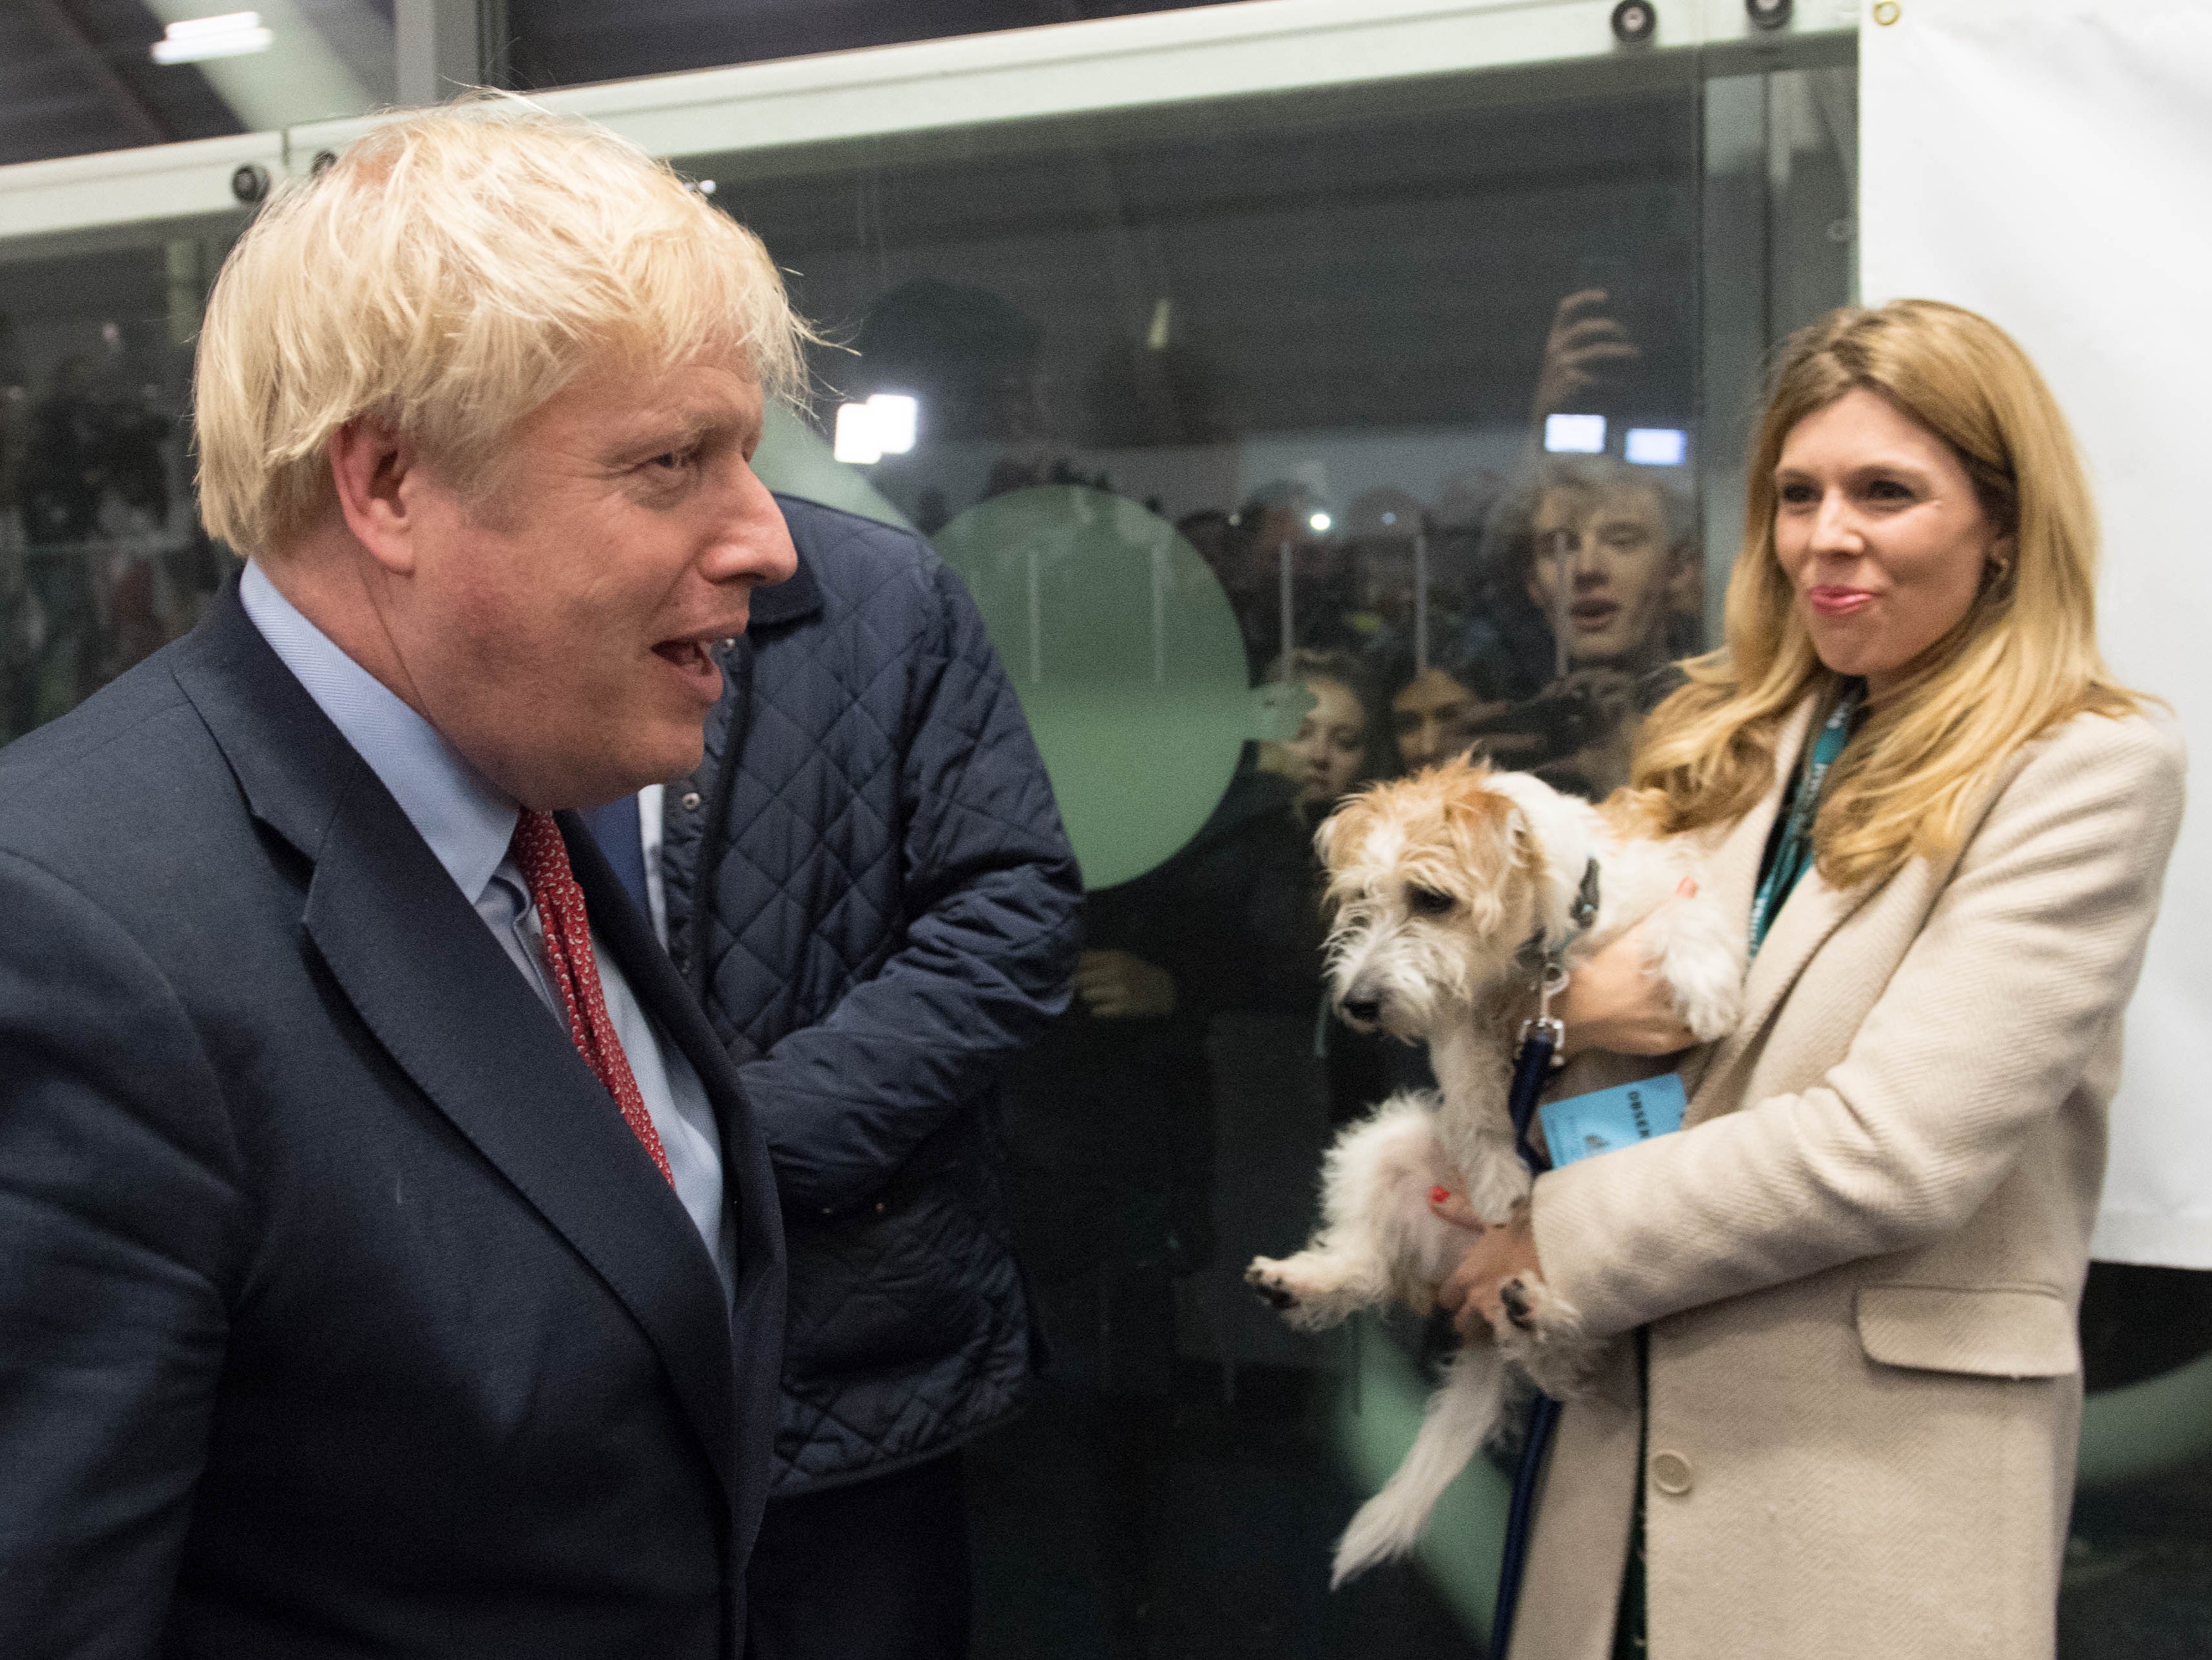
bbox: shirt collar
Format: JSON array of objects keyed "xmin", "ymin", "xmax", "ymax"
[{"xmin": 239, "ymin": 560, "xmax": 519, "ymax": 908}]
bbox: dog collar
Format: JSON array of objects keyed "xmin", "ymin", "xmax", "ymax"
[{"xmin": 1516, "ymin": 856, "xmax": 1602, "ymax": 974}]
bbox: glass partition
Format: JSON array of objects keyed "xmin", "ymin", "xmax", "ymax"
[
  {"xmin": 0, "ymin": 216, "xmax": 243, "ymax": 746},
  {"xmin": 5, "ymin": 13, "xmax": 2209, "ymax": 1656},
  {"xmin": 691, "ymin": 55, "xmax": 1721, "ymax": 1655},
  {"xmin": 2, "ymin": 4, "xmax": 396, "ymax": 167}
]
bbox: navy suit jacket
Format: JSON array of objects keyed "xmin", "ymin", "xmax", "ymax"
[{"xmin": 0, "ymin": 582, "xmax": 787, "ymax": 1657}]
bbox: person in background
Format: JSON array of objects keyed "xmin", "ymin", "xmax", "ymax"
[
  {"xmin": 1470, "ymin": 456, "xmax": 1699, "ymax": 796},
  {"xmin": 0, "ymin": 100, "xmax": 801, "ymax": 1654},
  {"xmin": 1387, "ymin": 649, "xmax": 1549, "ymax": 777},
  {"xmin": 1438, "ymin": 299, "xmax": 2184, "ymax": 1660},
  {"xmin": 1251, "ymin": 647, "xmax": 1393, "ymax": 814},
  {"xmin": 587, "ymin": 484, "xmax": 1083, "ymax": 1660},
  {"xmin": 1521, "ymin": 457, "xmax": 1697, "ymax": 678},
  {"xmin": 847, "ymin": 278, "xmax": 1116, "ymax": 533}
]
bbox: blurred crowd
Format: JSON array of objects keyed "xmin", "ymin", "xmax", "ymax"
[
  {"xmin": 834, "ymin": 273, "xmax": 1705, "ymax": 1650},
  {"xmin": 0, "ymin": 315, "xmax": 223, "ymax": 745}
]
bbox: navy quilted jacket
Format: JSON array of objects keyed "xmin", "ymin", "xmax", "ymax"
[{"xmin": 660, "ymin": 495, "xmax": 1082, "ymax": 1495}]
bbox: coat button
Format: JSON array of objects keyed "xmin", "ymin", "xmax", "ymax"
[
  {"xmin": 1649, "ymin": 1450, "xmax": 1694, "ymax": 1495},
  {"xmin": 679, "ymin": 790, "xmax": 703, "ymax": 812}
]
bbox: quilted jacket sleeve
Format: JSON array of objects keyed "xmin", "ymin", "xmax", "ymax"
[{"xmin": 736, "ymin": 563, "xmax": 1083, "ymax": 1217}]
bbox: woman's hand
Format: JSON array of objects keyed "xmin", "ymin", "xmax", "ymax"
[
  {"xmin": 1555, "ymin": 878, "xmax": 1701, "ymax": 1059},
  {"xmin": 1430, "ymin": 1187, "xmax": 1544, "ymax": 1340},
  {"xmin": 1073, "ymin": 949, "xmax": 1178, "ymax": 1020}
]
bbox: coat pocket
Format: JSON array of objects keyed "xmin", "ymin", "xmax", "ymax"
[{"xmin": 1854, "ymin": 1284, "xmax": 2080, "ymax": 1379}]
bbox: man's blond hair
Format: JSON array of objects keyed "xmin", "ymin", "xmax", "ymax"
[{"xmin": 195, "ymin": 97, "xmax": 812, "ymax": 559}]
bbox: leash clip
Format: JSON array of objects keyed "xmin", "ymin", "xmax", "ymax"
[{"xmin": 1518, "ymin": 960, "xmax": 1568, "ymax": 1059}]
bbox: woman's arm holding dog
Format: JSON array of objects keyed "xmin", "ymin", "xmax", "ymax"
[
  {"xmin": 1518, "ymin": 718, "xmax": 2182, "ymax": 1342},
  {"xmin": 1438, "ymin": 719, "xmax": 2182, "ymax": 1341}
]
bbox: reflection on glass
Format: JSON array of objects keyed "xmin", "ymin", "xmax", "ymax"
[
  {"xmin": 3, "ymin": 3, "xmax": 394, "ymax": 166},
  {"xmin": 0, "ymin": 234, "xmax": 238, "ymax": 746},
  {"xmin": 716, "ymin": 65, "xmax": 1711, "ymax": 1654}
]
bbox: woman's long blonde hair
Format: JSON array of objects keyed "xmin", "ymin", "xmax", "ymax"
[{"xmin": 1629, "ymin": 299, "xmax": 2144, "ymax": 890}]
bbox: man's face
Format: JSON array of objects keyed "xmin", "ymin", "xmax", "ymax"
[
  {"xmin": 1525, "ymin": 482, "xmax": 1681, "ymax": 666},
  {"xmin": 391, "ymin": 358, "xmax": 797, "ymax": 810}
]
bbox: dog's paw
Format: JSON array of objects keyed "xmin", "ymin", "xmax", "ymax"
[
  {"xmin": 1494, "ymin": 1274, "xmax": 1602, "ymax": 1398},
  {"xmin": 1244, "ymin": 1257, "xmax": 1301, "ymax": 1311},
  {"xmin": 1498, "ymin": 1276, "xmax": 1537, "ymax": 1332},
  {"xmin": 1244, "ymin": 1253, "xmax": 1368, "ymax": 1330},
  {"xmin": 1654, "ymin": 897, "xmax": 1748, "ymax": 1044}
]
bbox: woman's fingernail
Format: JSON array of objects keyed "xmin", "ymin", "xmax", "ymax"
[{"xmin": 1430, "ymin": 1185, "xmax": 1451, "ymax": 1206}]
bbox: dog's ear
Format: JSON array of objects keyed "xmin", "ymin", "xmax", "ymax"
[
  {"xmin": 1314, "ymin": 788, "xmax": 1375, "ymax": 877},
  {"xmin": 1432, "ymin": 767, "xmax": 1520, "ymax": 935}
]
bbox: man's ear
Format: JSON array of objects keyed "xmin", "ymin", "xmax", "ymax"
[{"xmin": 327, "ymin": 419, "xmax": 421, "ymax": 576}]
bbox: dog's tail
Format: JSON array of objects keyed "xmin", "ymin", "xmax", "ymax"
[{"xmin": 1330, "ymin": 1343, "xmax": 1508, "ymax": 1589}]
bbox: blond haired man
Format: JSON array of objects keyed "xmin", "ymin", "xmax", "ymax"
[{"xmin": 0, "ymin": 103, "xmax": 803, "ymax": 1655}]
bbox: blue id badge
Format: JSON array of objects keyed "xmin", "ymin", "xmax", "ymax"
[{"xmin": 1538, "ymin": 1074, "xmax": 1687, "ymax": 1167}]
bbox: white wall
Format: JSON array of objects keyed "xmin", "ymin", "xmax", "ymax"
[{"xmin": 1861, "ymin": 0, "xmax": 2212, "ymax": 1266}]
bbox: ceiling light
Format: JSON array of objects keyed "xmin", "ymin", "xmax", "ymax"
[
  {"xmin": 1543, "ymin": 412, "xmax": 1607, "ymax": 455},
  {"xmin": 865, "ymin": 393, "xmax": 918, "ymax": 455},
  {"xmin": 1625, "ymin": 426, "xmax": 1689, "ymax": 466},
  {"xmin": 832, "ymin": 403, "xmax": 883, "ymax": 465},
  {"xmin": 152, "ymin": 12, "xmax": 274, "ymax": 64},
  {"xmin": 1308, "ymin": 512, "xmax": 1332, "ymax": 533}
]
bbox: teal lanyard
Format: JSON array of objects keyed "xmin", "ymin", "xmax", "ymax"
[{"xmin": 1748, "ymin": 681, "xmax": 1864, "ymax": 959}]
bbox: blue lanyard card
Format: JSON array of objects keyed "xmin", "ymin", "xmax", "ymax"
[{"xmin": 1538, "ymin": 1073, "xmax": 1688, "ymax": 1167}]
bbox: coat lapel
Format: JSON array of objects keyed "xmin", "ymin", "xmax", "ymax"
[
  {"xmin": 172, "ymin": 585, "xmax": 743, "ymax": 1508},
  {"xmin": 1687, "ymin": 698, "xmax": 1882, "ymax": 1125}
]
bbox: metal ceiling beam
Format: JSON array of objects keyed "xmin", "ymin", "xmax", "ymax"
[
  {"xmin": 396, "ymin": 0, "xmax": 482, "ymax": 106},
  {"xmin": 24, "ymin": 0, "xmax": 173, "ymax": 151}
]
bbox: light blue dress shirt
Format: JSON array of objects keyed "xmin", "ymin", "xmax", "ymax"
[{"xmin": 239, "ymin": 562, "xmax": 734, "ymax": 1294}]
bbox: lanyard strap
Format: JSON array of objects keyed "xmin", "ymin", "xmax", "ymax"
[{"xmin": 1748, "ymin": 681, "xmax": 1864, "ymax": 957}]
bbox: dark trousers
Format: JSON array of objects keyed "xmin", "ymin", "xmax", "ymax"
[{"xmin": 747, "ymin": 1452, "xmax": 973, "ymax": 1660}]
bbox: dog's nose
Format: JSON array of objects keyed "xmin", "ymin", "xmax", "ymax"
[{"xmin": 1339, "ymin": 989, "xmax": 1382, "ymax": 1025}]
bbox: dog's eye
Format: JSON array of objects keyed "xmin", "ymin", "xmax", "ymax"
[{"xmin": 1406, "ymin": 886, "xmax": 1455, "ymax": 917}]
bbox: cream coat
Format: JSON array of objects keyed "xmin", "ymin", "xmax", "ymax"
[{"xmin": 1510, "ymin": 703, "xmax": 2187, "ymax": 1660}]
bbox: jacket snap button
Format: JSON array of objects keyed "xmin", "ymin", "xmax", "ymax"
[
  {"xmin": 1650, "ymin": 1450, "xmax": 1694, "ymax": 1495},
  {"xmin": 680, "ymin": 790, "xmax": 703, "ymax": 812}
]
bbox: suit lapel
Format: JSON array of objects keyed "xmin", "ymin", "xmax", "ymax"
[
  {"xmin": 561, "ymin": 815, "xmax": 787, "ymax": 1566},
  {"xmin": 562, "ymin": 815, "xmax": 788, "ymax": 1353},
  {"xmin": 172, "ymin": 585, "xmax": 743, "ymax": 1508}
]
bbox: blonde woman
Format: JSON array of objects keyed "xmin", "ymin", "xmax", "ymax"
[{"xmin": 1435, "ymin": 300, "xmax": 2185, "ymax": 1659}]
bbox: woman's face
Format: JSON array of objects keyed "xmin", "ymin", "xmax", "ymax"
[
  {"xmin": 1392, "ymin": 666, "xmax": 1491, "ymax": 772},
  {"xmin": 1286, "ymin": 676, "xmax": 1367, "ymax": 805},
  {"xmin": 1772, "ymin": 387, "xmax": 2012, "ymax": 699}
]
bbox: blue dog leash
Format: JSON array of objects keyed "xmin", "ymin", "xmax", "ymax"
[
  {"xmin": 1490, "ymin": 858, "xmax": 1596, "ymax": 1659},
  {"xmin": 1491, "ymin": 1031, "xmax": 1559, "ymax": 1660}
]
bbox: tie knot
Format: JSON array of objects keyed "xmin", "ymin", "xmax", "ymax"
[{"xmin": 510, "ymin": 807, "xmax": 571, "ymax": 892}]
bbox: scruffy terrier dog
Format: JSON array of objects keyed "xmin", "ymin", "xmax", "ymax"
[{"xmin": 1246, "ymin": 756, "xmax": 1743, "ymax": 1585}]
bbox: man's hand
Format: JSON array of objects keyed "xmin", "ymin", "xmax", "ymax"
[
  {"xmin": 1431, "ymin": 1188, "xmax": 1544, "ymax": 1341},
  {"xmin": 1073, "ymin": 949, "xmax": 1178, "ymax": 1020},
  {"xmin": 1530, "ymin": 288, "xmax": 1641, "ymax": 424}
]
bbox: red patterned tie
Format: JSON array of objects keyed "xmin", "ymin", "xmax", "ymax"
[{"xmin": 509, "ymin": 809, "xmax": 675, "ymax": 1186}]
